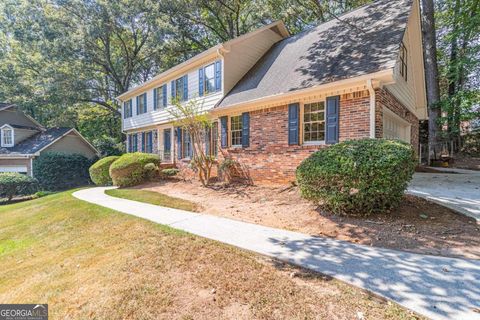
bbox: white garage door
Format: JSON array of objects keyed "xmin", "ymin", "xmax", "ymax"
[
  {"xmin": 383, "ymin": 110, "xmax": 411, "ymax": 143},
  {"xmin": 0, "ymin": 166, "xmax": 28, "ymax": 174}
]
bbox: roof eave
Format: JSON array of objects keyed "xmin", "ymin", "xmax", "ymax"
[{"xmin": 213, "ymin": 68, "xmax": 395, "ymax": 114}]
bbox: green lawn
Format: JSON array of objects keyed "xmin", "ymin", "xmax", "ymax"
[
  {"xmin": 105, "ymin": 188, "xmax": 198, "ymax": 212},
  {"xmin": 0, "ymin": 191, "xmax": 419, "ymax": 319}
]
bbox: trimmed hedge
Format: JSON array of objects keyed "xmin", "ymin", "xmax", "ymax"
[
  {"xmin": 109, "ymin": 153, "xmax": 161, "ymax": 187},
  {"xmin": 33, "ymin": 152, "xmax": 94, "ymax": 191},
  {"xmin": 296, "ymin": 139, "xmax": 416, "ymax": 215},
  {"xmin": 89, "ymin": 156, "xmax": 120, "ymax": 186},
  {"xmin": 0, "ymin": 173, "xmax": 39, "ymax": 201}
]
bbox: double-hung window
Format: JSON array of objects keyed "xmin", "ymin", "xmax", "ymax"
[
  {"xmin": 399, "ymin": 42, "xmax": 408, "ymax": 81},
  {"xmin": 123, "ymin": 99, "xmax": 132, "ymax": 118},
  {"xmin": 175, "ymin": 77, "xmax": 185, "ymax": 101},
  {"xmin": 137, "ymin": 93, "xmax": 147, "ymax": 114},
  {"xmin": 230, "ymin": 115, "xmax": 242, "ymax": 147},
  {"xmin": 182, "ymin": 130, "xmax": 192, "ymax": 159},
  {"xmin": 154, "ymin": 85, "xmax": 166, "ymax": 109},
  {"xmin": 303, "ymin": 101, "xmax": 325, "ymax": 143},
  {"xmin": 203, "ymin": 63, "xmax": 215, "ymax": 95},
  {"xmin": 1, "ymin": 126, "xmax": 14, "ymax": 147},
  {"xmin": 210, "ymin": 122, "xmax": 218, "ymax": 157}
]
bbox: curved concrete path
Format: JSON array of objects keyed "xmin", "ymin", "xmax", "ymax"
[
  {"xmin": 73, "ymin": 187, "xmax": 480, "ymax": 320},
  {"xmin": 408, "ymin": 169, "xmax": 480, "ymax": 222}
]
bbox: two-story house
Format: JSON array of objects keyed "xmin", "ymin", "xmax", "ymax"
[
  {"xmin": 117, "ymin": 0, "xmax": 427, "ymax": 184},
  {"xmin": 0, "ymin": 103, "xmax": 98, "ymax": 176}
]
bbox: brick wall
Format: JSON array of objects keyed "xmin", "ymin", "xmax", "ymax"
[
  {"xmin": 375, "ymin": 88, "xmax": 419, "ymax": 151},
  {"xmin": 219, "ymin": 93, "xmax": 372, "ymax": 185}
]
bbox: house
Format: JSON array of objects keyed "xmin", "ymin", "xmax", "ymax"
[
  {"xmin": 0, "ymin": 103, "xmax": 98, "ymax": 176},
  {"xmin": 117, "ymin": 0, "xmax": 426, "ymax": 184}
]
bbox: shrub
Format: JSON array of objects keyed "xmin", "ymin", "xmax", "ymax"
[
  {"xmin": 33, "ymin": 152, "xmax": 94, "ymax": 191},
  {"xmin": 0, "ymin": 173, "xmax": 38, "ymax": 201},
  {"xmin": 296, "ymin": 139, "xmax": 416, "ymax": 215},
  {"xmin": 109, "ymin": 153, "xmax": 161, "ymax": 187},
  {"xmin": 89, "ymin": 156, "xmax": 120, "ymax": 186},
  {"xmin": 161, "ymin": 168, "xmax": 179, "ymax": 177}
]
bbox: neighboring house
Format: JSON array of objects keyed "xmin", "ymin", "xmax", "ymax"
[
  {"xmin": 117, "ymin": 0, "xmax": 427, "ymax": 184},
  {"xmin": 0, "ymin": 103, "xmax": 98, "ymax": 176}
]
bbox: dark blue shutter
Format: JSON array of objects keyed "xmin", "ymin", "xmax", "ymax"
[
  {"xmin": 288, "ymin": 103, "xmax": 300, "ymax": 145},
  {"xmin": 241, "ymin": 112, "xmax": 250, "ymax": 148},
  {"xmin": 136, "ymin": 96, "xmax": 139, "ymax": 115},
  {"xmin": 171, "ymin": 80, "xmax": 176, "ymax": 101},
  {"xmin": 326, "ymin": 96, "xmax": 340, "ymax": 144},
  {"xmin": 220, "ymin": 116, "xmax": 228, "ymax": 148},
  {"xmin": 143, "ymin": 94, "xmax": 147, "ymax": 113},
  {"xmin": 147, "ymin": 132, "xmax": 153, "ymax": 153},
  {"xmin": 141, "ymin": 132, "xmax": 145, "ymax": 152},
  {"xmin": 153, "ymin": 88, "xmax": 158, "ymax": 110},
  {"xmin": 198, "ymin": 68, "xmax": 204, "ymax": 97},
  {"xmin": 128, "ymin": 100, "xmax": 132, "ymax": 117},
  {"xmin": 215, "ymin": 60, "xmax": 222, "ymax": 91},
  {"xmin": 133, "ymin": 134, "xmax": 138, "ymax": 152},
  {"xmin": 176, "ymin": 127, "xmax": 182, "ymax": 159},
  {"xmin": 162, "ymin": 85, "xmax": 167, "ymax": 107},
  {"xmin": 183, "ymin": 74, "xmax": 188, "ymax": 101}
]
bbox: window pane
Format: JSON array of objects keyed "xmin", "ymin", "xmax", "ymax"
[
  {"xmin": 303, "ymin": 101, "xmax": 326, "ymax": 143},
  {"xmin": 204, "ymin": 64, "xmax": 215, "ymax": 94},
  {"xmin": 230, "ymin": 116, "xmax": 242, "ymax": 146},
  {"xmin": 176, "ymin": 78, "xmax": 184, "ymax": 101}
]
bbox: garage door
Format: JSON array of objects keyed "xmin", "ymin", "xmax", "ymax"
[
  {"xmin": 383, "ymin": 110, "xmax": 411, "ymax": 143},
  {"xmin": 0, "ymin": 166, "xmax": 28, "ymax": 174}
]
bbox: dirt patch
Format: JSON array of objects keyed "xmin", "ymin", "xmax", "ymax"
[
  {"xmin": 452, "ymin": 154, "xmax": 480, "ymax": 171},
  {"xmin": 144, "ymin": 180, "xmax": 480, "ymax": 260}
]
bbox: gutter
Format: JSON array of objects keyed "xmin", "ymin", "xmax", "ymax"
[{"xmin": 366, "ymin": 79, "xmax": 376, "ymax": 138}]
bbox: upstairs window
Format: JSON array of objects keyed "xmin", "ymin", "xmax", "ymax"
[
  {"xmin": 137, "ymin": 93, "xmax": 147, "ymax": 115},
  {"xmin": 230, "ymin": 115, "xmax": 242, "ymax": 146},
  {"xmin": 1, "ymin": 126, "xmax": 14, "ymax": 147},
  {"xmin": 203, "ymin": 63, "xmax": 216, "ymax": 95},
  {"xmin": 176, "ymin": 77, "xmax": 185, "ymax": 101},
  {"xmin": 154, "ymin": 85, "xmax": 167, "ymax": 109},
  {"xmin": 399, "ymin": 42, "xmax": 408, "ymax": 81},
  {"xmin": 123, "ymin": 99, "xmax": 132, "ymax": 118},
  {"xmin": 303, "ymin": 101, "xmax": 325, "ymax": 143}
]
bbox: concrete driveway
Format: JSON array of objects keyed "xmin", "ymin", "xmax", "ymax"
[{"xmin": 407, "ymin": 168, "xmax": 480, "ymax": 222}]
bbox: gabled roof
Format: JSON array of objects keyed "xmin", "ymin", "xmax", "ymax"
[
  {"xmin": 0, "ymin": 102, "xmax": 45, "ymax": 129},
  {"xmin": 0, "ymin": 102, "xmax": 14, "ymax": 111},
  {"xmin": 0, "ymin": 127, "xmax": 74, "ymax": 156},
  {"xmin": 217, "ymin": 0, "xmax": 413, "ymax": 109}
]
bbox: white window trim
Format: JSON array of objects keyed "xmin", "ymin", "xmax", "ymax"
[
  {"xmin": 300, "ymin": 100, "xmax": 326, "ymax": 146},
  {"xmin": 1, "ymin": 124, "xmax": 14, "ymax": 147},
  {"xmin": 203, "ymin": 63, "xmax": 216, "ymax": 96},
  {"xmin": 229, "ymin": 115, "xmax": 243, "ymax": 148}
]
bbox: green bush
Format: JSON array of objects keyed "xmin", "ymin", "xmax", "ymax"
[
  {"xmin": 109, "ymin": 153, "xmax": 161, "ymax": 187},
  {"xmin": 33, "ymin": 152, "xmax": 95, "ymax": 191},
  {"xmin": 296, "ymin": 139, "xmax": 416, "ymax": 215},
  {"xmin": 89, "ymin": 156, "xmax": 120, "ymax": 186},
  {"xmin": 0, "ymin": 173, "xmax": 38, "ymax": 201},
  {"xmin": 161, "ymin": 168, "xmax": 179, "ymax": 177}
]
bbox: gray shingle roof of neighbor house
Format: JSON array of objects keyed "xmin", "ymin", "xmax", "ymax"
[
  {"xmin": 217, "ymin": 0, "xmax": 413, "ymax": 109},
  {"xmin": 0, "ymin": 127, "xmax": 72, "ymax": 155}
]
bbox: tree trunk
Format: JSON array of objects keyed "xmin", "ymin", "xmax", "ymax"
[
  {"xmin": 447, "ymin": 0, "xmax": 461, "ymax": 138},
  {"xmin": 421, "ymin": 0, "xmax": 441, "ymax": 159}
]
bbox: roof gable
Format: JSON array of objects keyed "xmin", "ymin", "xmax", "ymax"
[
  {"xmin": 0, "ymin": 104, "xmax": 44, "ymax": 130},
  {"xmin": 218, "ymin": 0, "xmax": 413, "ymax": 108}
]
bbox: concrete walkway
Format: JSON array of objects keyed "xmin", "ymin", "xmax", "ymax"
[
  {"xmin": 73, "ymin": 187, "xmax": 480, "ymax": 320},
  {"xmin": 408, "ymin": 169, "xmax": 480, "ymax": 222}
]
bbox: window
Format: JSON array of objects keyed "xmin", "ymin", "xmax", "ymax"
[
  {"xmin": 210, "ymin": 122, "xmax": 218, "ymax": 157},
  {"xmin": 137, "ymin": 93, "xmax": 147, "ymax": 114},
  {"xmin": 399, "ymin": 42, "xmax": 408, "ymax": 81},
  {"xmin": 154, "ymin": 85, "xmax": 165, "ymax": 109},
  {"xmin": 182, "ymin": 130, "xmax": 192, "ymax": 159},
  {"xmin": 303, "ymin": 101, "xmax": 325, "ymax": 143},
  {"xmin": 175, "ymin": 77, "xmax": 185, "ymax": 101},
  {"xmin": 230, "ymin": 116, "xmax": 242, "ymax": 146},
  {"xmin": 124, "ymin": 99, "xmax": 132, "ymax": 118},
  {"xmin": 203, "ymin": 63, "xmax": 215, "ymax": 95},
  {"xmin": 1, "ymin": 126, "xmax": 14, "ymax": 147},
  {"xmin": 142, "ymin": 131, "xmax": 153, "ymax": 153},
  {"xmin": 131, "ymin": 134, "xmax": 138, "ymax": 152}
]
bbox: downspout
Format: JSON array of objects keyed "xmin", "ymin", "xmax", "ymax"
[{"xmin": 366, "ymin": 79, "xmax": 376, "ymax": 138}]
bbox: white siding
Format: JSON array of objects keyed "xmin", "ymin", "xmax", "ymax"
[
  {"xmin": 385, "ymin": 0, "xmax": 427, "ymax": 120},
  {"xmin": 123, "ymin": 58, "xmax": 223, "ymax": 131}
]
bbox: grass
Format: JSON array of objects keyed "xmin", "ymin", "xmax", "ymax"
[
  {"xmin": 105, "ymin": 188, "xmax": 198, "ymax": 212},
  {"xmin": 0, "ymin": 191, "xmax": 421, "ymax": 319}
]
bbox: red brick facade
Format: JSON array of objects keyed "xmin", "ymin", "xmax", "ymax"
[{"xmin": 214, "ymin": 89, "xmax": 419, "ymax": 185}]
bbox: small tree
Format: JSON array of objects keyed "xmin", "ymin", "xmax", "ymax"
[{"xmin": 168, "ymin": 98, "xmax": 215, "ymax": 186}]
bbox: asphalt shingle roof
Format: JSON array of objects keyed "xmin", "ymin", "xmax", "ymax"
[
  {"xmin": 217, "ymin": 0, "xmax": 413, "ymax": 109},
  {"xmin": 0, "ymin": 127, "xmax": 72, "ymax": 155}
]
